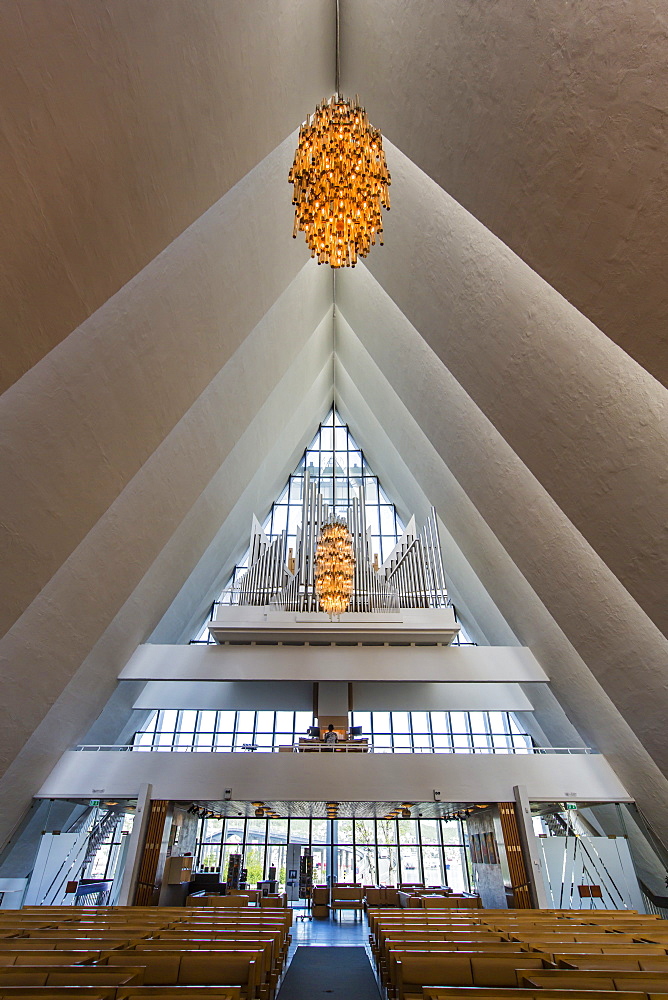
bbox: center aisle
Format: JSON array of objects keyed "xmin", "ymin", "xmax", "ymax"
[{"xmin": 277, "ymin": 946, "xmax": 381, "ymax": 1000}]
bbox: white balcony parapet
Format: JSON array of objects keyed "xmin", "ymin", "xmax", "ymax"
[
  {"xmin": 207, "ymin": 607, "xmax": 459, "ymax": 644},
  {"xmin": 39, "ymin": 748, "xmax": 631, "ymax": 804},
  {"xmin": 120, "ymin": 643, "xmax": 549, "ymax": 683}
]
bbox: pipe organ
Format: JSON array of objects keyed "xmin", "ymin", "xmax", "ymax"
[{"xmin": 233, "ymin": 472, "xmax": 449, "ymax": 613}]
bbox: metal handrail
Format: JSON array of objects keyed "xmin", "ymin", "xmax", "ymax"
[{"xmin": 74, "ymin": 743, "xmax": 593, "ymax": 755}]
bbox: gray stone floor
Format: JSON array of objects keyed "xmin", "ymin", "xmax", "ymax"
[{"xmin": 290, "ymin": 906, "xmax": 369, "ymax": 948}]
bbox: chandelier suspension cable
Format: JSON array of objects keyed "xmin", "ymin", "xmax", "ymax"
[
  {"xmin": 335, "ymin": 0, "xmax": 340, "ymax": 97},
  {"xmin": 289, "ymin": 0, "xmax": 390, "ymax": 269},
  {"xmin": 333, "ymin": 270, "xmax": 337, "ymax": 411}
]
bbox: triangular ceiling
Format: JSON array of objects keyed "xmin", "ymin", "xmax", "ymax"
[{"xmin": 0, "ymin": 1, "xmax": 667, "ymax": 852}]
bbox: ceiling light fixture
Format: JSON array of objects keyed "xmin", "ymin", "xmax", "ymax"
[
  {"xmin": 315, "ymin": 521, "xmax": 355, "ymax": 616},
  {"xmin": 288, "ymin": 0, "xmax": 390, "ymax": 268}
]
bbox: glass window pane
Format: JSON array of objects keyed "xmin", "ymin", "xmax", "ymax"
[
  {"xmin": 296, "ymin": 711, "xmax": 313, "ymax": 733},
  {"xmin": 451, "ymin": 712, "xmax": 469, "ymax": 734},
  {"xmin": 430, "ymin": 712, "xmax": 450, "ymax": 735},
  {"xmin": 392, "ymin": 712, "xmax": 410, "ymax": 734},
  {"xmin": 266, "ymin": 843, "xmax": 287, "ymax": 888},
  {"xmin": 256, "ymin": 711, "xmax": 274, "ymax": 733},
  {"xmin": 311, "ymin": 845, "xmax": 329, "ymax": 885},
  {"xmin": 214, "ymin": 732, "xmax": 233, "ymax": 751},
  {"xmin": 443, "ymin": 844, "xmax": 469, "ymax": 892},
  {"xmin": 289, "ymin": 477, "xmax": 304, "ymax": 505},
  {"xmin": 198, "ymin": 819, "xmax": 223, "ymax": 873},
  {"xmin": 288, "ymin": 819, "xmax": 310, "ymax": 844},
  {"xmin": 198, "ymin": 711, "xmax": 217, "ymax": 733},
  {"xmin": 223, "ymin": 816, "xmax": 245, "ymax": 843},
  {"xmin": 351, "ymin": 711, "xmax": 371, "ymax": 733},
  {"xmin": 364, "ymin": 479, "xmax": 379, "ymax": 505},
  {"xmin": 355, "ymin": 843, "xmax": 377, "ymax": 885},
  {"xmin": 237, "ymin": 711, "xmax": 255, "ymax": 732},
  {"xmin": 469, "ymin": 712, "xmax": 488, "ymax": 735},
  {"xmin": 373, "ymin": 712, "xmax": 391, "ymax": 733},
  {"xmin": 422, "ymin": 846, "xmax": 445, "ymax": 886},
  {"xmin": 513, "ymin": 733, "xmax": 533, "ymax": 753},
  {"xmin": 244, "ymin": 844, "xmax": 265, "ymax": 887},
  {"xmin": 379, "ymin": 506, "xmax": 396, "ymax": 534},
  {"xmin": 157, "ymin": 710, "xmax": 178, "ymax": 734},
  {"xmin": 377, "ymin": 845, "xmax": 399, "ymax": 885},
  {"xmin": 488, "ymin": 712, "xmax": 509, "ymax": 734},
  {"xmin": 336, "ymin": 819, "xmax": 354, "ymax": 844},
  {"xmin": 400, "ymin": 844, "xmax": 421, "ymax": 883},
  {"xmin": 320, "ymin": 426, "xmax": 333, "ymax": 451},
  {"xmin": 267, "ymin": 819, "xmax": 288, "ymax": 844},
  {"xmin": 376, "ymin": 819, "xmax": 398, "ymax": 845},
  {"xmin": 174, "ymin": 731, "xmax": 194, "ymax": 751},
  {"xmin": 336, "ymin": 845, "xmax": 354, "ymax": 882},
  {"xmin": 271, "ymin": 506, "xmax": 288, "ymax": 534},
  {"xmin": 419, "ymin": 820, "xmax": 440, "ymax": 845},
  {"xmin": 441, "ymin": 820, "xmax": 464, "ymax": 845},
  {"xmin": 311, "ymin": 819, "xmax": 330, "ymax": 845},
  {"xmin": 234, "ymin": 732, "xmax": 254, "ymax": 750},
  {"xmin": 492, "ymin": 732, "xmax": 513, "ymax": 752},
  {"xmin": 246, "ymin": 818, "xmax": 266, "ymax": 843},
  {"xmin": 354, "ymin": 820, "xmax": 375, "ymax": 844},
  {"xmin": 194, "ymin": 731, "xmax": 213, "ymax": 751},
  {"xmin": 397, "ymin": 819, "xmax": 419, "ymax": 844},
  {"xmin": 433, "ymin": 734, "xmax": 453, "ymax": 750},
  {"xmin": 179, "ymin": 710, "xmax": 197, "ymax": 732},
  {"xmin": 411, "ymin": 712, "xmax": 430, "ymax": 733},
  {"xmin": 217, "ymin": 711, "xmax": 236, "ymax": 733},
  {"xmin": 393, "ymin": 733, "xmax": 411, "ymax": 750},
  {"xmin": 372, "ymin": 733, "xmax": 392, "ymax": 751},
  {"xmin": 275, "ymin": 711, "xmax": 294, "ymax": 733},
  {"xmin": 472, "ymin": 731, "xmax": 492, "ymax": 752}
]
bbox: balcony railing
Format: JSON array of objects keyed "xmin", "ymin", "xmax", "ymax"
[{"xmin": 74, "ymin": 743, "xmax": 593, "ymax": 755}]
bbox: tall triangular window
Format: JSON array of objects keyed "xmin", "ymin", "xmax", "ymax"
[
  {"xmin": 193, "ymin": 408, "xmax": 405, "ymax": 640},
  {"xmin": 193, "ymin": 407, "xmax": 472, "ymax": 643}
]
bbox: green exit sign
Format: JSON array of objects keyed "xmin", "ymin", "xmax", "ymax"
[
  {"xmin": 89, "ymin": 799, "xmax": 100, "ymax": 808},
  {"xmin": 565, "ymin": 802, "xmax": 577, "ymax": 810}
]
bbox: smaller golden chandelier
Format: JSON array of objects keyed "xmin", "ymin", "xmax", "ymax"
[
  {"xmin": 315, "ymin": 521, "xmax": 355, "ymax": 615},
  {"xmin": 289, "ymin": 95, "xmax": 391, "ymax": 268}
]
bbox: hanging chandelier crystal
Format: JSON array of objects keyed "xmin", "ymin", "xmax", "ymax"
[
  {"xmin": 288, "ymin": 95, "xmax": 391, "ymax": 268},
  {"xmin": 315, "ymin": 520, "xmax": 355, "ymax": 615}
]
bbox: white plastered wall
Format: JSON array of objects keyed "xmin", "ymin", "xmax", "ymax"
[{"xmin": 340, "ymin": 0, "xmax": 668, "ymax": 385}]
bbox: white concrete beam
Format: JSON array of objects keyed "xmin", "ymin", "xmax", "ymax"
[{"xmin": 38, "ymin": 749, "xmax": 632, "ymax": 805}]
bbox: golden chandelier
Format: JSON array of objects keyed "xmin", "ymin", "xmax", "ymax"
[
  {"xmin": 315, "ymin": 521, "xmax": 355, "ymax": 615},
  {"xmin": 288, "ymin": 95, "xmax": 391, "ymax": 268}
]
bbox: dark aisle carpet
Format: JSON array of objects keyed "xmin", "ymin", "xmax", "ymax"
[{"xmin": 277, "ymin": 946, "xmax": 381, "ymax": 1000}]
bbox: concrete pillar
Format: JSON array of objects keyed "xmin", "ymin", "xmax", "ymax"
[
  {"xmin": 513, "ymin": 783, "xmax": 549, "ymax": 908},
  {"xmin": 116, "ymin": 783, "xmax": 152, "ymax": 906}
]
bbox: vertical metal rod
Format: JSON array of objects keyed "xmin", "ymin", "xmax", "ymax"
[{"xmin": 335, "ymin": 0, "xmax": 340, "ymax": 97}]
